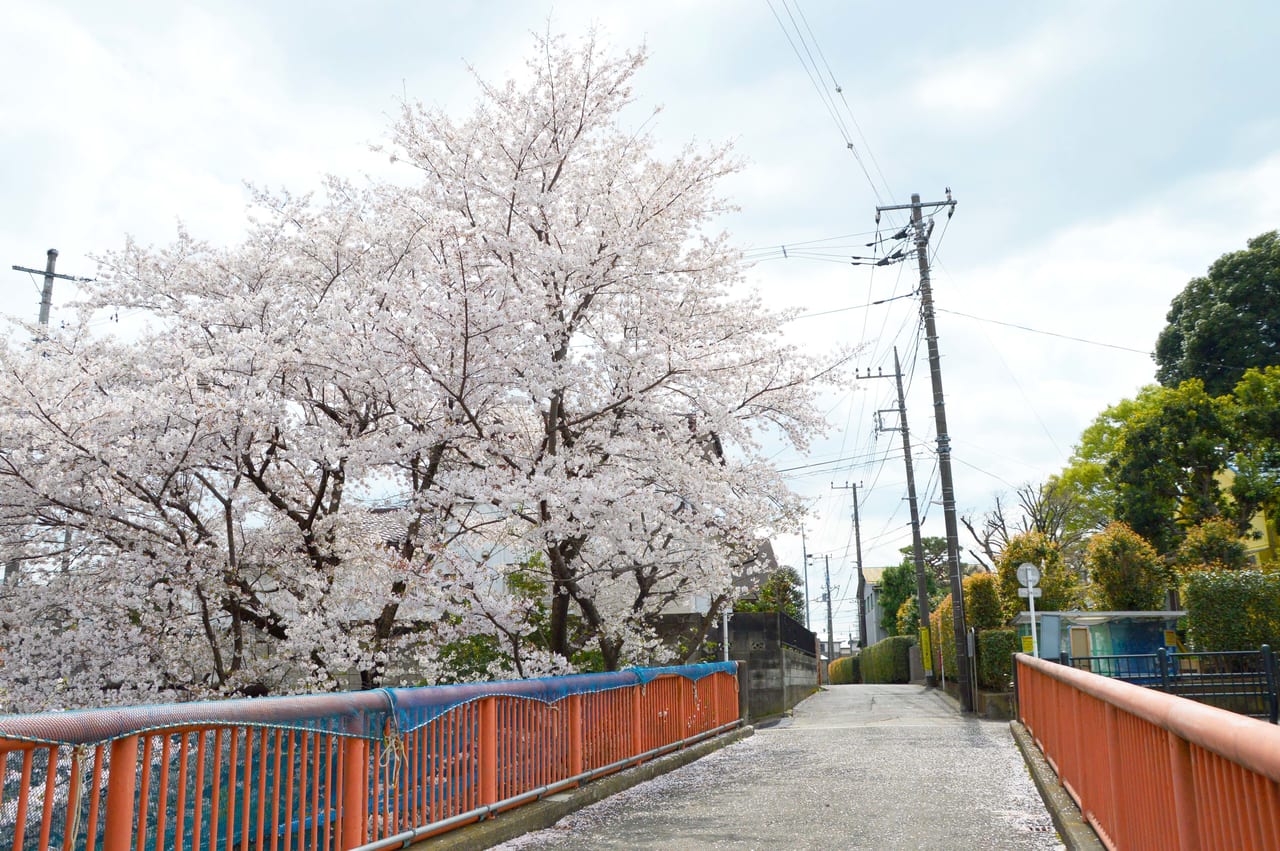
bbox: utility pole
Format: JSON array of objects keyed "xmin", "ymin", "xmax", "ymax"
[
  {"xmin": 8, "ymin": 249, "xmax": 91, "ymax": 582},
  {"xmin": 862, "ymin": 350, "xmax": 933, "ymax": 684},
  {"xmin": 12, "ymin": 249, "xmax": 92, "ymax": 332},
  {"xmin": 833, "ymin": 481, "xmax": 868, "ymax": 650},
  {"xmin": 875, "ymin": 191, "xmax": 972, "ymax": 711},
  {"xmin": 824, "ymin": 554, "xmax": 835, "ymax": 663},
  {"xmin": 800, "ymin": 528, "xmax": 812, "ymax": 629},
  {"xmin": 852, "ymin": 484, "xmax": 866, "ymax": 650}
]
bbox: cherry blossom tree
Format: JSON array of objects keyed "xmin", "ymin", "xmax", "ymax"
[
  {"xmin": 385, "ymin": 32, "xmax": 842, "ymax": 669},
  {"xmin": 0, "ymin": 32, "xmax": 841, "ymax": 711}
]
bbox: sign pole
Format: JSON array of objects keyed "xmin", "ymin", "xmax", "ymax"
[
  {"xmin": 1016, "ymin": 563, "xmax": 1042, "ymax": 659},
  {"xmin": 1028, "ymin": 582, "xmax": 1038, "ymax": 658}
]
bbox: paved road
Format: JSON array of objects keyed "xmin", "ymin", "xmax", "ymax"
[{"xmin": 497, "ymin": 684, "xmax": 1063, "ymax": 850}]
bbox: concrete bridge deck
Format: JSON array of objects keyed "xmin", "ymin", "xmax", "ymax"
[{"xmin": 496, "ymin": 684, "xmax": 1064, "ymax": 850}]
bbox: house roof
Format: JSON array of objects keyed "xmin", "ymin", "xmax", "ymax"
[
  {"xmin": 359, "ymin": 508, "xmax": 411, "ymax": 545},
  {"xmin": 861, "ymin": 566, "xmax": 890, "ymax": 586}
]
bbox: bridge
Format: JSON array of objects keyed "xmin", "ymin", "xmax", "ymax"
[{"xmin": 0, "ymin": 656, "xmax": 1276, "ymax": 849}]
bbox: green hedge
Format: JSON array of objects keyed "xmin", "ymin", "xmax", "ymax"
[
  {"xmin": 1184, "ymin": 569, "xmax": 1280, "ymax": 651},
  {"xmin": 931, "ymin": 596, "xmax": 957, "ymax": 678},
  {"xmin": 964, "ymin": 573, "xmax": 1004, "ymax": 630},
  {"xmin": 977, "ymin": 628, "xmax": 1018, "ymax": 691},
  {"xmin": 862, "ymin": 635, "xmax": 916, "ymax": 683},
  {"xmin": 827, "ymin": 654, "xmax": 861, "ymax": 684}
]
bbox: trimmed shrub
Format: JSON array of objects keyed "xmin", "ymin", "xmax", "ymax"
[
  {"xmin": 1087, "ymin": 521, "xmax": 1168, "ymax": 610},
  {"xmin": 995, "ymin": 532, "xmax": 1081, "ymax": 622},
  {"xmin": 977, "ymin": 628, "xmax": 1019, "ymax": 691},
  {"xmin": 896, "ymin": 597, "xmax": 918, "ymax": 635},
  {"xmin": 964, "ymin": 572, "xmax": 1003, "ymax": 629},
  {"xmin": 827, "ymin": 654, "xmax": 861, "ymax": 685},
  {"xmin": 1176, "ymin": 518, "xmax": 1250, "ymax": 572},
  {"xmin": 861, "ymin": 636, "xmax": 915, "ymax": 683},
  {"xmin": 1184, "ymin": 569, "xmax": 1280, "ymax": 651},
  {"xmin": 929, "ymin": 595, "xmax": 957, "ymax": 678}
]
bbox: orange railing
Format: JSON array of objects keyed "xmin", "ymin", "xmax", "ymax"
[
  {"xmin": 0, "ymin": 663, "xmax": 740, "ymax": 850},
  {"xmin": 1016, "ymin": 652, "xmax": 1280, "ymax": 850}
]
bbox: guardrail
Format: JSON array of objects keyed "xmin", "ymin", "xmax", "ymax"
[
  {"xmin": 0, "ymin": 662, "xmax": 740, "ymax": 850},
  {"xmin": 1016, "ymin": 652, "xmax": 1280, "ymax": 850}
]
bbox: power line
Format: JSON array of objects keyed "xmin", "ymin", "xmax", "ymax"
[
  {"xmin": 743, "ymin": 229, "xmax": 882, "ymax": 250},
  {"xmin": 786, "ymin": 290, "xmax": 916, "ymax": 321},
  {"xmin": 790, "ymin": 2, "xmax": 893, "ymax": 203},
  {"xmin": 936, "ymin": 307, "xmax": 1154, "ymax": 355},
  {"xmin": 763, "ymin": 0, "xmax": 892, "ymax": 211}
]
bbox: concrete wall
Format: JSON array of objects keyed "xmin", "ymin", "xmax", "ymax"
[{"xmin": 729, "ymin": 611, "xmax": 819, "ymax": 721}]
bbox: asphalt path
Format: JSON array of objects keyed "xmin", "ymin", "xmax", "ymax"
[{"xmin": 496, "ymin": 684, "xmax": 1064, "ymax": 850}]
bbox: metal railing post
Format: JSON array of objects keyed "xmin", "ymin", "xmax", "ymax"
[
  {"xmin": 102, "ymin": 735, "xmax": 139, "ymax": 851},
  {"xmin": 567, "ymin": 693, "xmax": 584, "ymax": 779},
  {"xmin": 1158, "ymin": 647, "xmax": 1170, "ymax": 693},
  {"xmin": 1011, "ymin": 653, "xmax": 1021, "ymax": 721},
  {"xmin": 341, "ymin": 718, "xmax": 368, "ymax": 849},
  {"xmin": 479, "ymin": 697, "xmax": 498, "ymax": 807},
  {"xmin": 1104, "ymin": 704, "xmax": 1124, "ymax": 849},
  {"xmin": 1263, "ymin": 644, "xmax": 1278, "ymax": 724},
  {"xmin": 1167, "ymin": 730, "xmax": 1200, "ymax": 851},
  {"xmin": 631, "ymin": 684, "xmax": 644, "ymax": 759},
  {"xmin": 679, "ymin": 675, "xmax": 692, "ymax": 739}
]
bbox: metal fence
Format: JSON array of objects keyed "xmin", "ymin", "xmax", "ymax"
[
  {"xmin": 1061, "ymin": 645, "xmax": 1278, "ymax": 723},
  {"xmin": 1017, "ymin": 652, "xmax": 1280, "ymax": 850},
  {"xmin": 777, "ymin": 611, "xmax": 818, "ymax": 655},
  {"xmin": 0, "ymin": 663, "xmax": 740, "ymax": 850}
]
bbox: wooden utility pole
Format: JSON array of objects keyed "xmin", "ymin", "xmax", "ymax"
[{"xmin": 876, "ymin": 191, "xmax": 971, "ymax": 711}]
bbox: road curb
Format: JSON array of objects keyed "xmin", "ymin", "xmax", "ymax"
[
  {"xmin": 1009, "ymin": 721, "xmax": 1104, "ymax": 851},
  {"xmin": 418, "ymin": 725, "xmax": 756, "ymax": 850}
]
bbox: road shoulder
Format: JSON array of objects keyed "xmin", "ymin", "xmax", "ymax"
[{"xmin": 422, "ymin": 726, "xmax": 755, "ymax": 850}]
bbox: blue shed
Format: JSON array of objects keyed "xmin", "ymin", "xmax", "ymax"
[{"xmin": 1012, "ymin": 610, "xmax": 1185, "ymax": 660}]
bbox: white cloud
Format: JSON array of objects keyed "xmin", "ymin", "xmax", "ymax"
[{"xmin": 910, "ymin": 17, "xmax": 1106, "ymax": 121}]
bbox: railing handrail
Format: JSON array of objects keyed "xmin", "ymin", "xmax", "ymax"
[
  {"xmin": 1017, "ymin": 652, "xmax": 1280, "ymax": 782},
  {"xmin": 0, "ymin": 662, "xmax": 736, "ymax": 747},
  {"xmin": 1068, "ymin": 648, "xmax": 1264, "ymax": 661}
]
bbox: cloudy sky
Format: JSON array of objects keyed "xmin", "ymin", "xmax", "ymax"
[{"xmin": 4, "ymin": 1, "xmax": 1279, "ymax": 642}]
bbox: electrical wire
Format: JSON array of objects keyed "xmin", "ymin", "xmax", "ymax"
[
  {"xmin": 763, "ymin": 0, "xmax": 903, "ymax": 227},
  {"xmin": 792, "ymin": 2, "xmax": 894, "ymax": 204},
  {"xmin": 935, "ymin": 307, "xmax": 1154, "ymax": 356}
]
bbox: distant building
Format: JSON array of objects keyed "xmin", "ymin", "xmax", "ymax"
[
  {"xmin": 1216, "ymin": 468, "xmax": 1278, "ymax": 565},
  {"xmin": 1243, "ymin": 506, "xmax": 1278, "ymax": 565},
  {"xmin": 860, "ymin": 567, "xmax": 890, "ymax": 645}
]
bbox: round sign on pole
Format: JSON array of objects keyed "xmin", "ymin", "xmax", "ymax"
[
  {"xmin": 1016, "ymin": 562, "xmax": 1041, "ymax": 586},
  {"xmin": 1016, "ymin": 562, "xmax": 1042, "ymax": 659}
]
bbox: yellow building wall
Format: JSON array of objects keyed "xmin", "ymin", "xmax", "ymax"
[
  {"xmin": 1244, "ymin": 507, "xmax": 1278, "ymax": 565},
  {"xmin": 1217, "ymin": 469, "xmax": 1277, "ymax": 565}
]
